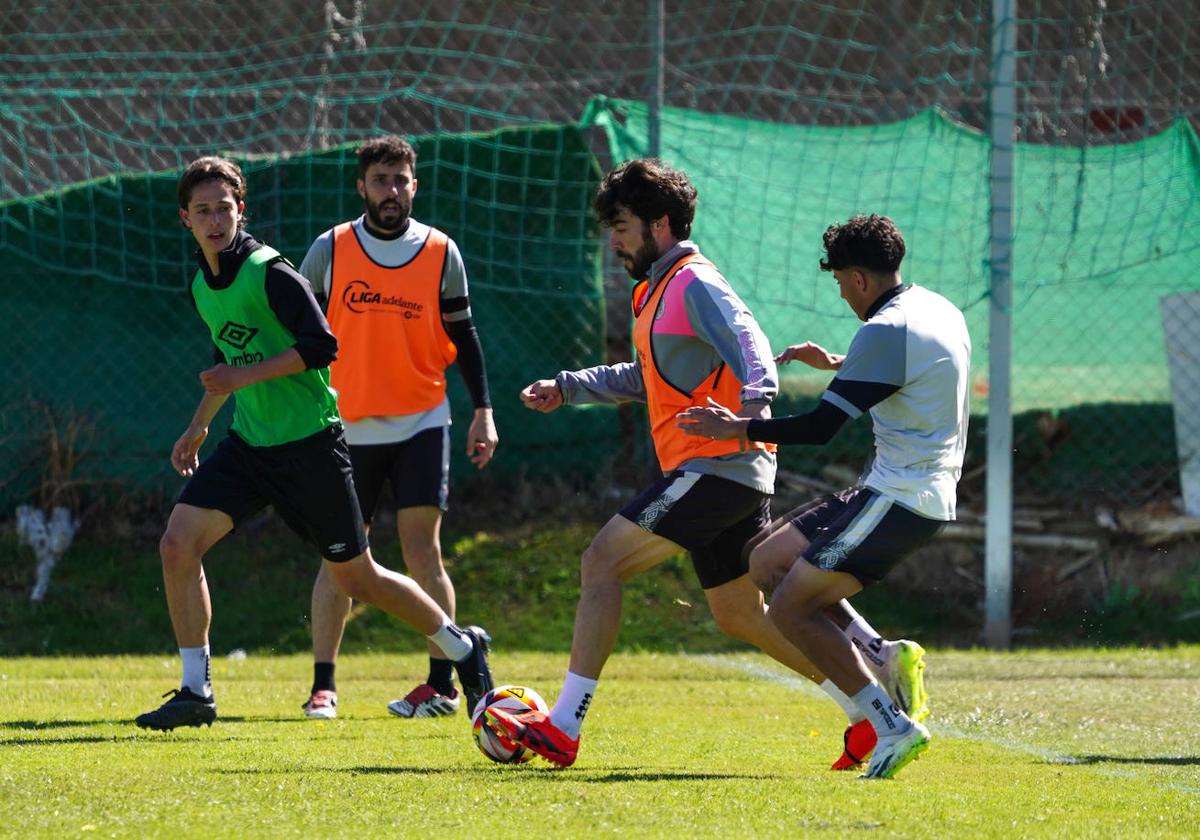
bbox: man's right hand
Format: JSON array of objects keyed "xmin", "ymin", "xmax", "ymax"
[
  {"xmin": 775, "ymin": 341, "xmax": 844, "ymax": 371},
  {"xmin": 171, "ymin": 425, "xmax": 208, "ymax": 477},
  {"xmin": 520, "ymin": 379, "xmax": 563, "ymax": 413}
]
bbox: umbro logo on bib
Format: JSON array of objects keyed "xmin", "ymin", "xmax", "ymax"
[{"xmin": 218, "ymin": 321, "xmax": 258, "ymax": 349}]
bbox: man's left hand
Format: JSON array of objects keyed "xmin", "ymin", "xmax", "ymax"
[{"xmin": 466, "ymin": 408, "xmax": 499, "ymax": 469}]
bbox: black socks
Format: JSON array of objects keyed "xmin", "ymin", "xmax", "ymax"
[
  {"xmin": 428, "ymin": 657, "xmax": 455, "ymax": 695},
  {"xmin": 312, "ymin": 661, "xmax": 336, "ymax": 694}
]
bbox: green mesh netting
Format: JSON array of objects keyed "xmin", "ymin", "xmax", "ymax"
[
  {"xmin": 2, "ymin": 1, "xmax": 1199, "ymax": 506},
  {"xmin": 0, "ymin": 125, "xmax": 613, "ymax": 506},
  {"xmin": 585, "ymin": 97, "xmax": 1200, "ymax": 414}
]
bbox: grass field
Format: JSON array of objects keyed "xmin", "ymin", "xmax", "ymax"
[{"xmin": 3, "ymin": 647, "xmax": 1198, "ymax": 838}]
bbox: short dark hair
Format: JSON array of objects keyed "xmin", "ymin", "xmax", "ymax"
[
  {"xmin": 820, "ymin": 214, "xmax": 906, "ymax": 274},
  {"xmin": 177, "ymin": 156, "xmax": 247, "ymax": 228},
  {"xmin": 357, "ymin": 136, "xmax": 416, "ymax": 180},
  {"xmin": 594, "ymin": 158, "xmax": 697, "ymax": 240}
]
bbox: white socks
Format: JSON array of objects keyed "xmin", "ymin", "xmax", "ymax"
[
  {"xmin": 820, "ymin": 678, "xmax": 865, "ymax": 723},
  {"xmin": 427, "ymin": 619, "xmax": 472, "ymax": 662},
  {"xmin": 852, "ymin": 681, "xmax": 912, "ymax": 738},
  {"xmin": 841, "ymin": 604, "xmax": 887, "ymax": 670},
  {"xmin": 180, "ymin": 645, "xmax": 211, "ymax": 697},
  {"xmin": 549, "ymin": 671, "xmax": 597, "ymax": 740}
]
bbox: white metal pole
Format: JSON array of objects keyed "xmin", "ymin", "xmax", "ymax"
[
  {"xmin": 648, "ymin": 0, "xmax": 664, "ymax": 158},
  {"xmin": 986, "ymin": 0, "xmax": 1017, "ymax": 650}
]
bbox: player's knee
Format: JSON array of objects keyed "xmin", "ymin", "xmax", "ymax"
[
  {"xmin": 709, "ymin": 602, "xmax": 758, "ymax": 643},
  {"xmin": 741, "ymin": 522, "xmax": 775, "ymax": 564},
  {"xmin": 748, "ymin": 547, "xmax": 783, "ymax": 592},
  {"xmin": 159, "ymin": 528, "xmax": 202, "ymax": 571},
  {"xmin": 747, "ymin": 561, "xmax": 771, "ymax": 592},
  {"xmin": 579, "ymin": 542, "xmax": 622, "ymax": 587},
  {"xmin": 325, "ymin": 559, "xmax": 374, "ymax": 602},
  {"xmin": 403, "ymin": 545, "xmax": 444, "ymax": 579}
]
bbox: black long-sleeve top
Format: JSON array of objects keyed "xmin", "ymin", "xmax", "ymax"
[{"xmin": 192, "ymin": 230, "xmax": 338, "ymax": 370}]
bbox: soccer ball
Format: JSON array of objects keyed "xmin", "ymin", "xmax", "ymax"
[{"xmin": 471, "ymin": 684, "xmax": 548, "ymax": 764}]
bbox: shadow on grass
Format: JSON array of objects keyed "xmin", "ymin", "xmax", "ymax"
[
  {"xmin": 1072, "ymin": 755, "xmax": 1200, "ymax": 766},
  {"xmin": 586, "ymin": 770, "xmax": 778, "ymax": 783},
  {"xmin": 0, "ymin": 716, "xmax": 247, "ymax": 740},
  {"xmin": 343, "ymin": 765, "xmax": 777, "ymax": 782},
  {"xmin": 1, "ymin": 735, "xmax": 123, "ymax": 747},
  {"xmin": 0, "ymin": 716, "xmax": 258, "ymax": 727},
  {"xmin": 218, "ymin": 766, "xmax": 465, "ymax": 777},
  {"xmin": 0, "ymin": 731, "xmax": 231, "ymax": 746},
  {"xmin": 41, "ymin": 715, "xmax": 454, "ymax": 731},
  {"xmin": 217, "ymin": 717, "xmax": 336, "ymax": 725},
  {"xmin": 1, "ymin": 719, "xmax": 125, "ymax": 730}
]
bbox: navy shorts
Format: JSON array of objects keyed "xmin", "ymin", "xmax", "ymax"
[
  {"xmin": 349, "ymin": 426, "xmax": 451, "ymax": 523},
  {"xmin": 786, "ymin": 487, "xmax": 945, "ymax": 586},
  {"xmin": 177, "ymin": 424, "xmax": 368, "ymax": 562},
  {"xmin": 619, "ymin": 471, "xmax": 771, "ymax": 589}
]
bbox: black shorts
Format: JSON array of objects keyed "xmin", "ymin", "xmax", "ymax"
[
  {"xmin": 619, "ymin": 471, "xmax": 771, "ymax": 590},
  {"xmin": 786, "ymin": 487, "xmax": 945, "ymax": 587},
  {"xmin": 177, "ymin": 425, "xmax": 369, "ymax": 562},
  {"xmin": 349, "ymin": 426, "xmax": 451, "ymax": 523}
]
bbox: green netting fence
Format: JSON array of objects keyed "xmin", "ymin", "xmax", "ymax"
[
  {"xmin": 0, "ymin": 125, "xmax": 612, "ymax": 506},
  {"xmin": 585, "ymin": 96, "xmax": 1200, "ymax": 492},
  {"xmin": 2, "ymin": 1, "xmax": 1198, "ymax": 511}
]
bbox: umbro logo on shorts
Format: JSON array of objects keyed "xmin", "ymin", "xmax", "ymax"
[
  {"xmin": 815, "ymin": 539, "xmax": 852, "ymax": 570},
  {"xmin": 327, "ymin": 542, "xmax": 347, "ymax": 553},
  {"xmin": 637, "ymin": 498, "xmax": 671, "ymax": 530}
]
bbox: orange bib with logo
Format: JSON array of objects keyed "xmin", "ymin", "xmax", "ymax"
[
  {"xmin": 326, "ymin": 223, "xmax": 457, "ymax": 421},
  {"xmin": 632, "ymin": 254, "xmax": 775, "ymax": 473}
]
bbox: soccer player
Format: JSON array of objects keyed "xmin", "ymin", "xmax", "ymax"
[
  {"xmin": 677, "ymin": 214, "xmax": 971, "ymax": 779},
  {"xmin": 135, "ymin": 156, "xmax": 492, "ymax": 731},
  {"xmin": 486, "ymin": 160, "xmax": 920, "ymax": 769},
  {"xmin": 296, "ymin": 136, "xmax": 498, "ymax": 721}
]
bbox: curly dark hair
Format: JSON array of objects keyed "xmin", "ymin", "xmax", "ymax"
[
  {"xmin": 594, "ymin": 158, "xmax": 697, "ymax": 240},
  {"xmin": 820, "ymin": 214, "xmax": 906, "ymax": 274},
  {"xmin": 357, "ymin": 135, "xmax": 416, "ymax": 180},
  {"xmin": 177, "ymin": 156, "xmax": 247, "ymax": 229}
]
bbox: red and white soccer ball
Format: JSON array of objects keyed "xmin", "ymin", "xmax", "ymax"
[{"xmin": 471, "ymin": 684, "xmax": 548, "ymax": 764}]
